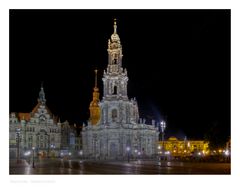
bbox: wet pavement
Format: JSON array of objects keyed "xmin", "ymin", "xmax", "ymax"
[{"xmin": 9, "ymin": 159, "xmax": 230, "ymax": 175}]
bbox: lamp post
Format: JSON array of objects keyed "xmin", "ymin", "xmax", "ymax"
[
  {"xmin": 126, "ymin": 146, "xmax": 130, "ymax": 163},
  {"xmin": 158, "ymin": 145, "xmax": 161, "ymax": 161},
  {"xmin": 137, "ymin": 151, "xmax": 141, "ymax": 161},
  {"xmin": 24, "ymin": 151, "xmax": 31, "ymax": 163},
  {"xmin": 32, "ymin": 147, "xmax": 35, "ymax": 168},
  {"xmin": 50, "ymin": 144, "xmax": 55, "ymax": 158},
  {"xmin": 134, "ymin": 149, "xmax": 137, "ymax": 160},
  {"xmin": 79, "ymin": 150, "xmax": 83, "ymax": 161},
  {"xmin": 160, "ymin": 120, "xmax": 166, "ymax": 159},
  {"xmin": 50, "ymin": 144, "xmax": 53, "ymax": 158},
  {"xmin": 16, "ymin": 128, "xmax": 21, "ymax": 163}
]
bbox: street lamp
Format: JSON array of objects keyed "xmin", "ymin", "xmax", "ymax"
[
  {"xmin": 137, "ymin": 151, "xmax": 141, "ymax": 161},
  {"xmin": 50, "ymin": 144, "xmax": 55, "ymax": 158},
  {"xmin": 32, "ymin": 147, "xmax": 35, "ymax": 168},
  {"xmin": 134, "ymin": 149, "xmax": 137, "ymax": 160},
  {"xmin": 24, "ymin": 151, "xmax": 31, "ymax": 163},
  {"xmin": 16, "ymin": 128, "xmax": 21, "ymax": 163},
  {"xmin": 79, "ymin": 150, "xmax": 83, "ymax": 161},
  {"xmin": 160, "ymin": 120, "xmax": 166, "ymax": 159},
  {"xmin": 158, "ymin": 145, "xmax": 161, "ymax": 160},
  {"xmin": 126, "ymin": 146, "xmax": 130, "ymax": 163}
]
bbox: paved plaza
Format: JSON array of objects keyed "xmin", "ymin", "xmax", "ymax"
[{"xmin": 10, "ymin": 158, "xmax": 230, "ymax": 174}]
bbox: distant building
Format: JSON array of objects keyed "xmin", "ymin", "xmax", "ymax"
[
  {"xmin": 225, "ymin": 138, "xmax": 231, "ymax": 157},
  {"xmin": 60, "ymin": 121, "xmax": 82, "ymax": 158},
  {"xmin": 158, "ymin": 136, "xmax": 209, "ymax": 157},
  {"xmin": 9, "ymin": 85, "xmax": 81, "ymax": 159},
  {"xmin": 226, "ymin": 138, "xmax": 231, "ymax": 151},
  {"xmin": 82, "ymin": 19, "xmax": 159, "ymax": 160}
]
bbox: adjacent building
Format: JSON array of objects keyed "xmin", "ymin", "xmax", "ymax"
[
  {"xmin": 9, "ymin": 85, "xmax": 81, "ymax": 159},
  {"xmin": 158, "ymin": 136, "xmax": 209, "ymax": 158},
  {"xmin": 82, "ymin": 19, "xmax": 159, "ymax": 160}
]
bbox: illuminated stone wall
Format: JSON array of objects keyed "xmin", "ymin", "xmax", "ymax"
[{"xmin": 9, "ymin": 86, "xmax": 80, "ymax": 159}]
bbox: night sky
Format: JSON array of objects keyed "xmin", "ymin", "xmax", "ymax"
[{"xmin": 10, "ymin": 9, "xmax": 230, "ymax": 139}]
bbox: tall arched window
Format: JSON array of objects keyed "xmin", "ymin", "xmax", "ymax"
[
  {"xmin": 112, "ymin": 109, "xmax": 117, "ymax": 122},
  {"xmin": 113, "ymin": 86, "xmax": 117, "ymax": 95}
]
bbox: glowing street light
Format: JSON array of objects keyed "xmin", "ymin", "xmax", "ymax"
[
  {"xmin": 160, "ymin": 120, "xmax": 166, "ymax": 156},
  {"xmin": 157, "ymin": 145, "xmax": 161, "ymax": 160},
  {"xmin": 79, "ymin": 150, "xmax": 83, "ymax": 161},
  {"xmin": 134, "ymin": 149, "xmax": 137, "ymax": 160},
  {"xmin": 24, "ymin": 151, "xmax": 31, "ymax": 163},
  {"xmin": 137, "ymin": 151, "xmax": 141, "ymax": 161},
  {"xmin": 225, "ymin": 150, "xmax": 229, "ymax": 156},
  {"xmin": 126, "ymin": 146, "xmax": 130, "ymax": 162},
  {"xmin": 16, "ymin": 128, "xmax": 21, "ymax": 163},
  {"xmin": 32, "ymin": 147, "xmax": 35, "ymax": 168},
  {"xmin": 50, "ymin": 144, "xmax": 56, "ymax": 158}
]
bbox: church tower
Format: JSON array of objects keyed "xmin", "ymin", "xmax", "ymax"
[
  {"xmin": 100, "ymin": 19, "xmax": 139, "ymax": 125},
  {"xmin": 103, "ymin": 19, "xmax": 128, "ymax": 100},
  {"xmin": 82, "ymin": 19, "xmax": 158, "ymax": 160},
  {"xmin": 89, "ymin": 69, "xmax": 101, "ymax": 125},
  {"xmin": 38, "ymin": 82, "xmax": 46, "ymax": 105}
]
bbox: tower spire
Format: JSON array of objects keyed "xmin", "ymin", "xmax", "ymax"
[
  {"xmin": 89, "ymin": 69, "xmax": 100, "ymax": 125},
  {"xmin": 114, "ymin": 18, "xmax": 117, "ymax": 34},
  {"xmin": 38, "ymin": 82, "xmax": 46, "ymax": 104},
  {"xmin": 104, "ymin": 19, "xmax": 128, "ymax": 99},
  {"xmin": 94, "ymin": 69, "xmax": 98, "ymax": 88}
]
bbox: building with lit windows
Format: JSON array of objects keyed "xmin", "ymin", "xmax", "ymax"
[
  {"xmin": 9, "ymin": 85, "xmax": 81, "ymax": 159},
  {"xmin": 157, "ymin": 136, "xmax": 209, "ymax": 158},
  {"xmin": 82, "ymin": 19, "xmax": 159, "ymax": 160},
  {"xmin": 60, "ymin": 121, "xmax": 82, "ymax": 157}
]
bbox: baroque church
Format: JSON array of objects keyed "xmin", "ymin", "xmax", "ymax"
[{"xmin": 82, "ymin": 20, "xmax": 159, "ymax": 160}]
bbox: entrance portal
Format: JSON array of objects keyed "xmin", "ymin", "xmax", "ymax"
[{"xmin": 109, "ymin": 142, "xmax": 117, "ymax": 159}]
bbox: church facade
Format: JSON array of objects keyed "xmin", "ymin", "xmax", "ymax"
[{"xmin": 82, "ymin": 20, "xmax": 159, "ymax": 160}]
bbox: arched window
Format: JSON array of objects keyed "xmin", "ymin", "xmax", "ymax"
[
  {"xmin": 112, "ymin": 109, "xmax": 117, "ymax": 122},
  {"xmin": 113, "ymin": 86, "xmax": 117, "ymax": 95}
]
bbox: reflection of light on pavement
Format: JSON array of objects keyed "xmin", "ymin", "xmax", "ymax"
[
  {"xmin": 60, "ymin": 159, "xmax": 64, "ymax": 168},
  {"xmin": 9, "ymin": 158, "xmax": 230, "ymax": 174},
  {"xmin": 69, "ymin": 160, "xmax": 72, "ymax": 169},
  {"xmin": 25, "ymin": 165, "xmax": 31, "ymax": 175}
]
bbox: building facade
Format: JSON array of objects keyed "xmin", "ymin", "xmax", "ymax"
[
  {"xmin": 9, "ymin": 85, "xmax": 81, "ymax": 159},
  {"xmin": 82, "ymin": 20, "xmax": 159, "ymax": 160},
  {"xmin": 158, "ymin": 136, "xmax": 209, "ymax": 158},
  {"xmin": 60, "ymin": 121, "xmax": 82, "ymax": 158}
]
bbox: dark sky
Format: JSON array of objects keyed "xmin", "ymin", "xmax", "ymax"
[{"xmin": 10, "ymin": 9, "xmax": 230, "ymax": 139}]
